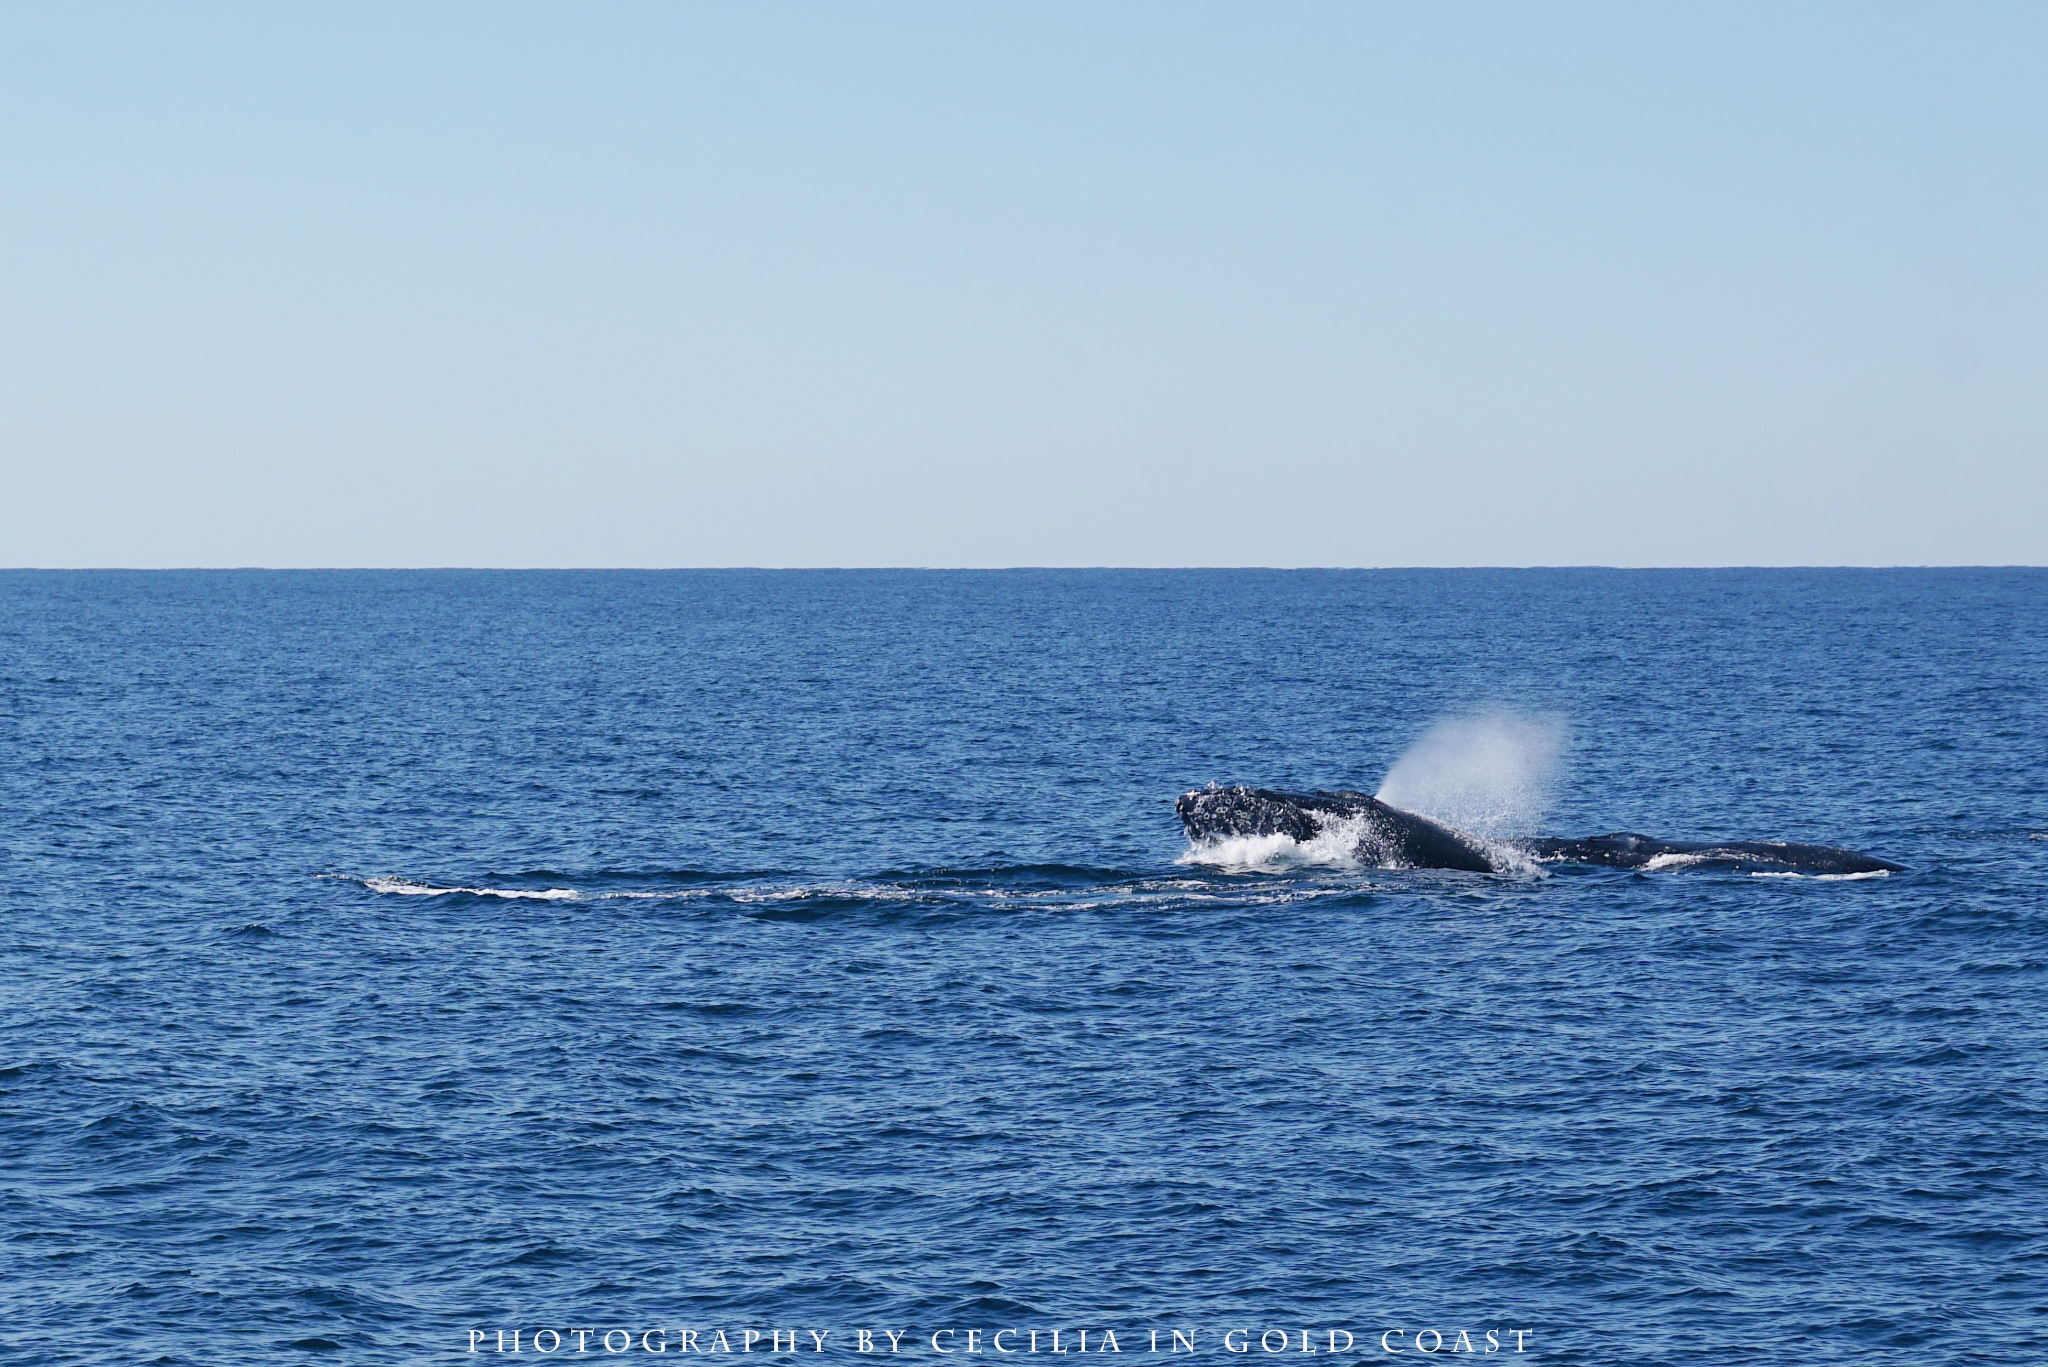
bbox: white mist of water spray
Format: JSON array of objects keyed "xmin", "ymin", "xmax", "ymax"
[{"xmin": 1374, "ymin": 712, "xmax": 1567, "ymax": 838}]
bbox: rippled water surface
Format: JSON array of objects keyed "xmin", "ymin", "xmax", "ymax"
[{"xmin": 3, "ymin": 569, "xmax": 2044, "ymax": 1364}]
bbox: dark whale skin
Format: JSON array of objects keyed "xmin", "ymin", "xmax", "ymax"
[
  {"xmin": 1175, "ymin": 786, "xmax": 1498, "ymax": 872},
  {"xmin": 1518, "ymin": 833, "xmax": 1903, "ymax": 875},
  {"xmin": 1177, "ymin": 786, "xmax": 1903, "ymax": 876}
]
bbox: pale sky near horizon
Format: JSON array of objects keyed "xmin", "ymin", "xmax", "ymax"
[{"xmin": 3, "ymin": 3, "xmax": 2045, "ymax": 568}]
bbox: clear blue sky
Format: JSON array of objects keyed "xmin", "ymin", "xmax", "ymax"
[{"xmin": 3, "ymin": 3, "xmax": 2044, "ymax": 567}]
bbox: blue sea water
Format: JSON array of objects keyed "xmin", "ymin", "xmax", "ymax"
[{"xmin": 2, "ymin": 568, "xmax": 2045, "ymax": 1365}]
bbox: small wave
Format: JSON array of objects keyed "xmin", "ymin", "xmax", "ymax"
[
  {"xmin": 1749, "ymin": 869, "xmax": 1893, "ymax": 881},
  {"xmin": 727, "ymin": 882, "xmax": 932, "ymax": 905},
  {"xmin": 363, "ymin": 877, "xmax": 584, "ymax": 900},
  {"xmin": 871, "ymin": 862, "xmax": 1135, "ymax": 886},
  {"xmin": 355, "ymin": 875, "xmax": 705, "ymax": 901}
]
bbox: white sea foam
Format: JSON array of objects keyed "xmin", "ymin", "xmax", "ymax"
[
  {"xmin": 1643, "ymin": 852, "xmax": 1712, "ymax": 872},
  {"xmin": 1478, "ymin": 840, "xmax": 1546, "ymax": 877},
  {"xmin": 1177, "ymin": 812, "xmax": 1373, "ymax": 870},
  {"xmin": 1749, "ymin": 869, "xmax": 1892, "ymax": 881},
  {"xmin": 363, "ymin": 876, "xmax": 585, "ymax": 900},
  {"xmin": 359, "ymin": 877, "xmax": 688, "ymax": 901},
  {"xmin": 1375, "ymin": 711, "xmax": 1567, "ymax": 838}
]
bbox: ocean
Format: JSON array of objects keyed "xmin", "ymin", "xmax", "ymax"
[{"xmin": 2, "ymin": 569, "xmax": 2043, "ymax": 1364}]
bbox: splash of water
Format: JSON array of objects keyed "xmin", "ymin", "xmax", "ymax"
[
  {"xmin": 1374, "ymin": 712, "xmax": 1567, "ymax": 838},
  {"xmin": 1174, "ymin": 815, "xmax": 1376, "ymax": 871}
]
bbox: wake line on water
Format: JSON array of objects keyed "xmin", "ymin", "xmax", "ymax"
[
  {"xmin": 344, "ymin": 873, "xmax": 1365, "ymax": 914},
  {"xmin": 359, "ymin": 876, "xmax": 667, "ymax": 902},
  {"xmin": 354, "ymin": 876, "xmax": 952, "ymax": 905}
]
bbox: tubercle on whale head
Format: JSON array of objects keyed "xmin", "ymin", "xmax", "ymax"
[{"xmin": 1176, "ymin": 784, "xmax": 1348, "ymax": 843}]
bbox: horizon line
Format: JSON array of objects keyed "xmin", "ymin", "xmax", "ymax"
[{"xmin": 2, "ymin": 564, "xmax": 2043, "ymax": 574}]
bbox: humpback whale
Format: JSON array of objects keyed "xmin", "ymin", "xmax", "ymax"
[{"xmin": 1176, "ymin": 786, "xmax": 1903, "ymax": 876}]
